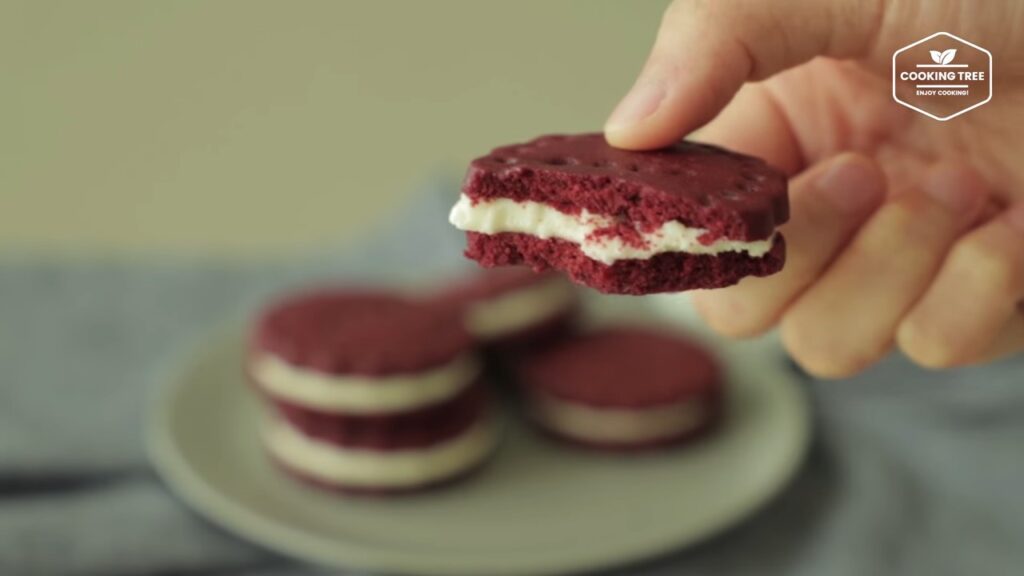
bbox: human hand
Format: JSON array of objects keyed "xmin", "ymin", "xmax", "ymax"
[{"xmin": 605, "ymin": 0, "xmax": 1024, "ymax": 377}]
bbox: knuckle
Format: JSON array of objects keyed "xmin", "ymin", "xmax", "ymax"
[
  {"xmin": 670, "ymin": 0, "xmax": 721, "ymax": 20},
  {"xmin": 951, "ymin": 237, "xmax": 1018, "ymax": 297},
  {"xmin": 693, "ymin": 294, "xmax": 773, "ymax": 339},
  {"xmin": 847, "ymin": 197, "xmax": 950, "ymax": 273},
  {"xmin": 780, "ymin": 315, "xmax": 879, "ymax": 379},
  {"xmin": 896, "ymin": 317, "xmax": 963, "ymax": 370},
  {"xmin": 662, "ymin": 0, "xmax": 709, "ymax": 33},
  {"xmin": 663, "ymin": 0, "xmax": 690, "ymax": 21},
  {"xmin": 878, "ymin": 197, "xmax": 941, "ymax": 247},
  {"xmin": 854, "ymin": 203, "xmax": 916, "ymax": 256}
]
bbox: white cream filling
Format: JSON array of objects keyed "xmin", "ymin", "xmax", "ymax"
[
  {"xmin": 264, "ymin": 416, "xmax": 495, "ymax": 488},
  {"xmin": 532, "ymin": 392, "xmax": 707, "ymax": 444},
  {"xmin": 252, "ymin": 353, "xmax": 479, "ymax": 414},
  {"xmin": 465, "ymin": 277, "xmax": 575, "ymax": 339},
  {"xmin": 449, "ymin": 194, "xmax": 774, "ymax": 265}
]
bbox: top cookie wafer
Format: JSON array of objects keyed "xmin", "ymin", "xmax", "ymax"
[
  {"xmin": 520, "ymin": 327, "xmax": 721, "ymax": 408},
  {"xmin": 252, "ymin": 290, "xmax": 472, "ymax": 376},
  {"xmin": 463, "ymin": 133, "xmax": 787, "ymax": 241}
]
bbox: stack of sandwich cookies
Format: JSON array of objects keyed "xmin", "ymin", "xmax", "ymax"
[
  {"xmin": 519, "ymin": 327, "xmax": 722, "ymax": 450},
  {"xmin": 450, "ymin": 133, "xmax": 788, "ymax": 294},
  {"xmin": 249, "ymin": 291, "xmax": 496, "ymax": 494},
  {"xmin": 437, "ymin": 268, "xmax": 579, "ymax": 349}
]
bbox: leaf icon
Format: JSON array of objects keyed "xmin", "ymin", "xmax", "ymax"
[
  {"xmin": 930, "ymin": 50, "xmax": 944, "ymax": 64},
  {"xmin": 940, "ymin": 48, "xmax": 957, "ymax": 65}
]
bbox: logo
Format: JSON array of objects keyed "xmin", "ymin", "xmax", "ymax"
[{"xmin": 892, "ymin": 32, "xmax": 992, "ymax": 121}]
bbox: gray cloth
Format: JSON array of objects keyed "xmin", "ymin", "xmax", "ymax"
[{"xmin": 1, "ymin": 178, "xmax": 1022, "ymax": 576}]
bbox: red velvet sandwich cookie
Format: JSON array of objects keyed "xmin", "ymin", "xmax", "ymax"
[
  {"xmin": 519, "ymin": 326, "xmax": 723, "ymax": 450},
  {"xmin": 271, "ymin": 378, "xmax": 487, "ymax": 449},
  {"xmin": 449, "ymin": 133, "xmax": 788, "ymax": 294},
  {"xmin": 263, "ymin": 385, "xmax": 495, "ymax": 494},
  {"xmin": 249, "ymin": 290, "xmax": 480, "ymax": 417},
  {"xmin": 436, "ymin": 268, "xmax": 579, "ymax": 347},
  {"xmin": 248, "ymin": 289, "xmax": 496, "ymax": 492}
]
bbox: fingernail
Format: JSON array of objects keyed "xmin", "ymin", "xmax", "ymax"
[
  {"xmin": 1005, "ymin": 201, "xmax": 1024, "ymax": 234},
  {"xmin": 816, "ymin": 154, "xmax": 885, "ymax": 214},
  {"xmin": 605, "ymin": 72, "xmax": 667, "ymax": 133},
  {"xmin": 923, "ymin": 164, "xmax": 987, "ymax": 214}
]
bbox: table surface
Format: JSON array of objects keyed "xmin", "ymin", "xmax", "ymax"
[
  {"xmin": 2, "ymin": 175, "xmax": 1023, "ymax": 576},
  {"xmin": 2, "ymin": 0, "xmax": 665, "ymax": 257}
]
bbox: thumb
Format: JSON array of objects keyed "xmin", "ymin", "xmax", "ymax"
[{"xmin": 605, "ymin": 0, "xmax": 883, "ymax": 149}]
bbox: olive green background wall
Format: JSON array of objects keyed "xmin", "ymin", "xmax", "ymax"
[{"xmin": 2, "ymin": 1, "xmax": 667, "ymax": 256}]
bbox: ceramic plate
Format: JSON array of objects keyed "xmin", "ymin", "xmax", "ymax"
[{"xmin": 148, "ymin": 297, "xmax": 809, "ymax": 575}]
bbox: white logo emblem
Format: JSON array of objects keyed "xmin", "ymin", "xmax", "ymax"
[{"xmin": 892, "ymin": 32, "xmax": 992, "ymax": 121}]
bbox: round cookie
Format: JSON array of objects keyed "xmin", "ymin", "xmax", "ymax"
[
  {"xmin": 449, "ymin": 133, "xmax": 788, "ymax": 294},
  {"xmin": 264, "ymin": 412, "xmax": 496, "ymax": 495},
  {"xmin": 519, "ymin": 326, "xmax": 723, "ymax": 450},
  {"xmin": 249, "ymin": 289, "xmax": 480, "ymax": 416},
  {"xmin": 248, "ymin": 288, "xmax": 496, "ymax": 493},
  {"xmin": 263, "ymin": 395, "xmax": 496, "ymax": 495},
  {"xmin": 270, "ymin": 381, "xmax": 487, "ymax": 449}
]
